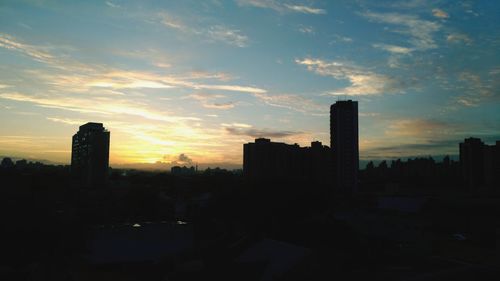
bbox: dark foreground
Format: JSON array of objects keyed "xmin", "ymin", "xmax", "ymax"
[{"xmin": 1, "ymin": 164, "xmax": 499, "ymax": 281}]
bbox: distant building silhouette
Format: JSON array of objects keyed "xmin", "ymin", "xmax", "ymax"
[
  {"xmin": 330, "ymin": 100, "xmax": 359, "ymax": 194},
  {"xmin": 243, "ymin": 138, "xmax": 331, "ymax": 182},
  {"xmin": 460, "ymin": 137, "xmax": 484, "ymax": 190},
  {"xmin": 171, "ymin": 166, "xmax": 196, "ymax": 175},
  {"xmin": 460, "ymin": 137, "xmax": 500, "ymax": 191},
  {"xmin": 484, "ymin": 141, "xmax": 500, "ymax": 188},
  {"xmin": 71, "ymin": 122, "xmax": 110, "ymax": 187}
]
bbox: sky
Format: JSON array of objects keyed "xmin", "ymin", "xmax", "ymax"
[{"xmin": 0, "ymin": 0, "xmax": 499, "ymax": 169}]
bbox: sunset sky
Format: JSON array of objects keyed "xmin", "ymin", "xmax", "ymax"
[{"xmin": 1, "ymin": 0, "xmax": 499, "ymax": 168}]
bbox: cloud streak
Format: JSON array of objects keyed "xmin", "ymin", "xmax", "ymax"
[
  {"xmin": 0, "ymin": 92, "xmax": 200, "ymax": 123},
  {"xmin": 0, "ymin": 33, "xmax": 55, "ymax": 63},
  {"xmin": 158, "ymin": 12, "xmax": 249, "ymax": 48},
  {"xmin": 361, "ymin": 11, "xmax": 441, "ymax": 51},
  {"xmin": 189, "ymin": 93, "xmax": 236, "ymax": 110},
  {"xmin": 296, "ymin": 58, "xmax": 406, "ymax": 96},
  {"xmin": 224, "ymin": 126, "xmax": 302, "ymax": 139},
  {"xmin": 207, "ymin": 25, "xmax": 249, "ymax": 47},
  {"xmin": 237, "ymin": 0, "xmax": 326, "ymax": 15}
]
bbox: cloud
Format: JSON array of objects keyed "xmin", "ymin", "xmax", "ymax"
[
  {"xmin": 46, "ymin": 117, "xmax": 87, "ymax": 125},
  {"xmin": 330, "ymin": 34, "xmax": 353, "ymax": 44},
  {"xmin": 105, "ymin": 1, "xmax": 120, "ymax": 8},
  {"xmin": 298, "ymin": 26, "xmax": 314, "ymax": 34},
  {"xmin": 158, "ymin": 12, "xmax": 188, "ymax": 31},
  {"xmin": 432, "ymin": 8, "xmax": 449, "ymax": 19},
  {"xmin": 0, "ymin": 33, "xmax": 54, "ymax": 64},
  {"xmin": 189, "ymin": 93, "xmax": 236, "ymax": 110},
  {"xmin": 224, "ymin": 126, "xmax": 302, "ymax": 139},
  {"xmin": 164, "ymin": 153, "xmax": 194, "ymax": 166},
  {"xmin": 359, "ymin": 117, "xmax": 484, "ymax": 159},
  {"xmin": 447, "ymin": 33, "xmax": 472, "ymax": 44},
  {"xmin": 236, "ymin": 0, "xmax": 326, "ymax": 15},
  {"xmin": 0, "ymin": 92, "xmax": 201, "ymax": 123},
  {"xmin": 0, "ymin": 35, "xmax": 263, "ymax": 98},
  {"xmin": 372, "ymin": 43, "xmax": 413, "ymax": 54},
  {"xmin": 252, "ymin": 92, "xmax": 327, "ymax": 114},
  {"xmin": 361, "ymin": 139, "xmax": 459, "ymax": 159},
  {"xmin": 184, "ymin": 70, "xmax": 232, "ymax": 81},
  {"xmin": 385, "ymin": 118, "xmax": 453, "ymax": 138},
  {"xmin": 452, "ymin": 71, "xmax": 497, "ymax": 107},
  {"xmin": 196, "ymin": 84, "xmax": 266, "ymax": 94},
  {"xmin": 283, "ymin": 4, "xmax": 326, "ymax": 15},
  {"xmin": 221, "ymin": 122, "xmax": 252, "ymax": 128},
  {"xmin": 154, "ymin": 62, "xmax": 172, "ymax": 68},
  {"xmin": 157, "ymin": 13, "xmax": 250, "ymax": 48},
  {"xmin": 296, "ymin": 58, "xmax": 406, "ymax": 96},
  {"xmin": 361, "ymin": 11, "xmax": 441, "ymax": 51},
  {"xmin": 207, "ymin": 25, "xmax": 249, "ymax": 47},
  {"xmin": 204, "ymin": 102, "xmax": 235, "ymax": 109}
]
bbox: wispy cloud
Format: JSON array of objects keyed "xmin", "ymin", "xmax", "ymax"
[
  {"xmin": 221, "ymin": 122, "xmax": 252, "ymax": 128},
  {"xmin": 46, "ymin": 117, "xmax": 87, "ymax": 125},
  {"xmin": 298, "ymin": 25, "xmax": 314, "ymax": 34},
  {"xmin": 361, "ymin": 11, "xmax": 441, "ymax": 51},
  {"xmin": 361, "ymin": 139, "xmax": 459, "ymax": 159},
  {"xmin": 0, "ymin": 33, "xmax": 54, "ymax": 63},
  {"xmin": 296, "ymin": 58, "xmax": 406, "ymax": 96},
  {"xmin": 330, "ymin": 34, "xmax": 353, "ymax": 44},
  {"xmin": 224, "ymin": 125, "xmax": 302, "ymax": 139},
  {"xmin": 432, "ymin": 8, "xmax": 449, "ymax": 19},
  {"xmin": 189, "ymin": 93, "xmax": 236, "ymax": 110},
  {"xmin": 447, "ymin": 33, "xmax": 472, "ymax": 44},
  {"xmin": 284, "ymin": 4, "xmax": 326, "ymax": 15},
  {"xmin": 372, "ymin": 43, "xmax": 413, "ymax": 54},
  {"xmin": 157, "ymin": 12, "xmax": 249, "ymax": 48},
  {"xmin": 253, "ymin": 92, "xmax": 327, "ymax": 114},
  {"xmin": 0, "ymin": 34, "xmax": 266, "ymax": 94},
  {"xmin": 385, "ymin": 118, "xmax": 453, "ymax": 138},
  {"xmin": 237, "ymin": 0, "xmax": 326, "ymax": 15},
  {"xmin": 0, "ymin": 92, "xmax": 200, "ymax": 123},
  {"xmin": 453, "ymin": 71, "xmax": 496, "ymax": 107},
  {"xmin": 207, "ymin": 25, "xmax": 249, "ymax": 47},
  {"xmin": 105, "ymin": 1, "xmax": 120, "ymax": 8},
  {"xmin": 196, "ymin": 84, "xmax": 266, "ymax": 93},
  {"xmin": 158, "ymin": 12, "xmax": 188, "ymax": 31}
]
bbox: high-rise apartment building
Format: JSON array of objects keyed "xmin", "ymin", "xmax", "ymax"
[
  {"xmin": 460, "ymin": 137, "xmax": 500, "ymax": 191},
  {"xmin": 330, "ymin": 100, "xmax": 359, "ymax": 194},
  {"xmin": 71, "ymin": 122, "xmax": 110, "ymax": 187}
]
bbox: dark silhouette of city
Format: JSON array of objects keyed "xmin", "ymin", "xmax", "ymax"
[{"xmin": 1, "ymin": 100, "xmax": 500, "ymax": 281}]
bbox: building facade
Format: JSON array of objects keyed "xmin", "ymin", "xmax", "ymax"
[
  {"xmin": 460, "ymin": 137, "xmax": 500, "ymax": 191},
  {"xmin": 330, "ymin": 100, "xmax": 359, "ymax": 194},
  {"xmin": 243, "ymin": 138, "xmax": 331, "ymax": 182},
  {"xmin": 71, "ymin": 122, "xmax": 110, "ymax": 187}
]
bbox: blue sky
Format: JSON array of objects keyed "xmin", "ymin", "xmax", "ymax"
[{"xmin": 0, "ymin": 0, "xmax": 499, "ymax": 168}]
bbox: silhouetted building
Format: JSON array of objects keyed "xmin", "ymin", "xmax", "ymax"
[
  {"xmin": 243, "ymin": 138, "xmax": 331, "ymax": 182},
  {"xmin": 71, "ymin": 122, "xmax": 110, "ymax": 187},
  {"xmin": 484, "ymin": 141, "xmax": 500, "ymax": 189},
  {"xmin": 460, "ymin": 138, "xmax": 500, "ymax": 191},
  {"xmin": 330, "ymin": 100, "xmax": 359, "ymax": 194},
  {"xmin": 460, "ymin": 137, "xmax": 485, "ymax": 190}
]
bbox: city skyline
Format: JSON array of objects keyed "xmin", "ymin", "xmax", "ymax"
[{"xmin": 1, "ymin": 0, "xmax": 499, "ymax": 168}]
